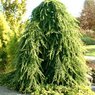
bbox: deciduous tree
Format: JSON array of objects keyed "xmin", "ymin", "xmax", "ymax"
[
  {"xmin": 1, "ymin": 0, "xmax": 26, "ymax": 36},
  {"xmin": 0, "ymin": 0, "xmax": 27, "ymax": 71},
  {"xmin": 80, "ymin": 0, "xmax": 95, "ymax": 30}
]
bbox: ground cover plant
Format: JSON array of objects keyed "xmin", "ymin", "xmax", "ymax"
[{"xmin": 0, "ymin": 0, "xmax": 94, "ymax": 94}]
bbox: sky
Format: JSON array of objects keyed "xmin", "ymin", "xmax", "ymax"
[{"xmin": 26, "ymin": 0, "xmax": 85, "ymax": 19}]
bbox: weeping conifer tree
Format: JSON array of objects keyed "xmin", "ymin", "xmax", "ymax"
[{"xmin": 5, "ymin": 0, "xmax": 89, "ymax": 93}]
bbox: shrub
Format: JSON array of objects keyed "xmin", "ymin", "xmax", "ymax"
[
  {"xmin": 0, "ymin": 0, "xmax": 90, "ymax": 94},
  {"xmin": 81, "ymin": 35, "xmax": 95, "ymax": 45}
]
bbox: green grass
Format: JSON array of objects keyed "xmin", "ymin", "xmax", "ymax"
[
  {"xmin": 85, "ymin": 45, "xmax": 95, "ymax": 49},
  {"xmin": 85, "ymin": 45, "xmax": 95, "ymax": 56}
]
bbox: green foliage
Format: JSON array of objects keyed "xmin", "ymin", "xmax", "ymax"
[
  {"xmin": 31, "ymin": 0, "xmax": 88, "ymax": 85},
  {"xmin": 6, "ymin": 34, "xmax": 18, "ymax": 72},
  {"xmin": 0, "ymin": 72, "xmax": 94, "ymax": 95},
  {"xmin": 1, "ymin": 0, "xmax": 26, "ymax": 36},
  {"xmin": 85, "ymin": 45, "xmax": 95, "ymax": 56},
  {"xmin": 1, "ymin": 0, "xmax": 89, "ymax": 93},
  {"xmin": 82, "ymin": 35, "xmax": 95, "ymax": 45},
  {"xmin": 30, "ymin": 85, "xmax": 95, "ymax": 95},
  {"xmin": 0, "ymin": 0, "xmax": 27, "ymax": 72},
  {"xmin": 0, "ymin": 13, "xmax": 11, "ymax": 72},
  {"xmin": 86, "ymin": 49, "xmax": 95, "ymax": 56}
]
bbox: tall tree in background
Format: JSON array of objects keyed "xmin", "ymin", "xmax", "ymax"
[
  {"xmin": 80, "ymin": 0, "xmax": 95, "ymax": 30},
  {"xmin": 0, "ymin": 13, "xmax": 11, "ymax": 71},
  {"xmin": 3, "ymin": 0, "xmax": 89, "ymax": 94},
  {"xmin": 1, "ymin": 0, "xmax": 26, "ymax": 36},
  {"xmin": 0, "ymin": 0, "xmax": 27, "ymax": 70}
]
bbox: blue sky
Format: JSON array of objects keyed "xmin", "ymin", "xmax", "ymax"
[{"xmin": 26, "ymin": 0, "xmax": 85, "ymax": 19}]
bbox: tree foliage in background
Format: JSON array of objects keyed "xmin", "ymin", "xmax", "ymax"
[
  {"xmin": 2, "ymin": 0, "xmax": 89, "ymax": 94},
  {"xmin": 80, "ymin": 0, "xmax": 95, "ymax": 30},
  {"xmin": 0, "ymin": 13, "xmax": 11, "ymax": 72},
  {"xmin": 0, "ymin": 0, "xmax": 27, "ymax": 71},
  {"xmin": 1, "ymin": 0, "xmax": 26, "ymax": 36}
]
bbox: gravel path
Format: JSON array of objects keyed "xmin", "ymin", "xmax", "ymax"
[
  {"xmin": 0, "ymin": 86, "xmax": 30, "ymax": 95},
  {"xmin": 0, "ymin": 86, "xmax": 20, "ymax": 95},
  {"xmin": 92, "ymin": 86, "xmax": 95, "ymax": 91}
]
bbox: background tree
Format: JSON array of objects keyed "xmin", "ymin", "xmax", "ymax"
[
  {"xmin": 0, "ymin": 13, "xmax": 11, "ymax": 72},
  {"xmin": 0, "ymin": 0, "xmax": 27, "ymax": 71},
  {"xmin": 80, "ymin": 0, "xmax": 95, "ymax": 30},
  {"xmin": 1, "ymin": 0, "xmax": 26, "ymax": 36}
]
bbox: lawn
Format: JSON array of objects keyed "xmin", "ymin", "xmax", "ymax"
[{"xmin": 85, "ymin": 45, "xmax": 95, "ymax": 56}]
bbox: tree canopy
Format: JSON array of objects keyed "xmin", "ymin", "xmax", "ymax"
[
  {"xmin": 1, "ymin": 0, "xmax": 26, "ymax": 36},
  {"xmin": 80, "ymin": 0, "xmax": 95, "ymax": 30}
]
